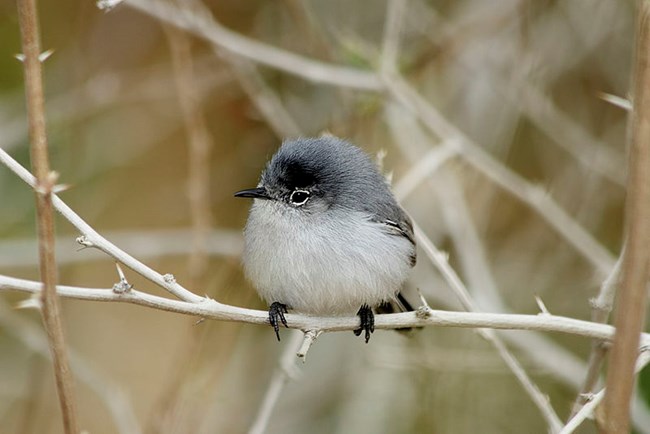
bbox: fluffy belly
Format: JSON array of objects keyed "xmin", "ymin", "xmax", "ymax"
[{"xmin": 242, "ymin": 207, "xmax": 413, "ymax": 315}]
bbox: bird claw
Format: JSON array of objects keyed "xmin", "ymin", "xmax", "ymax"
[
  {"xmin": 269, "ymin": 302, "xmax": 289, "ymax": 341},
  {"xmin": 354, "ymin": 304, "xmax": 375, "ymax": 343}
]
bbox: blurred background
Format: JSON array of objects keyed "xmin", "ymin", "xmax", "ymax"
[{"xmin": 0, "ymin": 0, "xmax": 647, "ymax": 433}]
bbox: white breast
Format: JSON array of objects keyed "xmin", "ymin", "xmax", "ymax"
[{"xmin": 242, "ymin": 201, "xmax": 413, "ymax": 315}]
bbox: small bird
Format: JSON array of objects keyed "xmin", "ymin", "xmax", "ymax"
[{"xmin": 235, "ymin": 136, "xmax": 416, "ymax": 343}]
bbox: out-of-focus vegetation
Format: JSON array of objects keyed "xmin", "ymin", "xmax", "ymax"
[{"xmin": 0, "ymin": 1, "xmax": 646, "ymax": 433}]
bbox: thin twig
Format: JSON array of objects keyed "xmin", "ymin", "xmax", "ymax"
[
  {"xmin": 296, "ymin": 330, "xmax": 321, "ymax": 360},
  {"xmin": 561, "ymin": 351, "xmax": 650, "ymax": 434},
  {"xmin": 570, "ymin": 249, "xmax": 624, "ymax": 417},
  {"xmin": 124, "ymin": 0, "xmax": 382, "ymax": 90},
  {"xmin": 379, "ymin": 0, "xmax": 407, "ymax": 74},
  {"xmin": 221, "ymin": 53, "xmax": 302, "ymax": 138},
  {"xmin": 413, "ymin": 222, "xmax": 563, "ymax": 432},
  {"xmin": 388, "ymin": 100, "xmax": 581, "ymax": 426},
  {"xmin": 165, "ymin": 24, "xmax": 214, "ymax": 291},
  {"xmin": 383, "ymin": 72, "xmax": 616, "ymax": 275},
  {"xmin": 392, "ymin": 142, "xmax": 458, "ymax": 199},
  {"xmin": 602, "ymin": 3, "xmax": 650, "ymax": 432},
  {"xmin": 0, "ymin": 299, "xmax": 141, "ymax": 434},
  {"xmin": 16, "ymin": 0, "xmax": 79, "ymax": 432},
  {"xmin": 248, "ymin": 331, "xmax": 303, "ymax": 434},
  {"xmin": 0, "ymin": 229, "xmax": 242, "ymax": 268},
  {"xmin": 143, "ymin": 24, "xmax": 216, "ymax": 433},
  {"xmin": 120, "ymin": 0, "xmax": 617, "ymax": 282},
  {"xmin": 408, "ymin": 0, "xmax": 626, "ymax": 187},
  {"xmin": 0, "ymin": 147, "xmax": 205, "ymax": 304}
]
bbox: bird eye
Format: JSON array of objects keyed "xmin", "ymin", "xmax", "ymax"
[{"xmin": 289, "ymin": 189, "xmax": 310, "ymax": 206}]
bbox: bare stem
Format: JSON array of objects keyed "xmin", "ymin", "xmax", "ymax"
[
  {"xmin": 602, "ymin": 3, "xmax": 650, "ymax": 433},
  {"xmin": 248, "ymin": 331, "xmax": 303, "ymax": 434},
  {"xmin": 16, "ymin": 0, "xmax": 79, "ymax": 432},
  {"xmin": 570, "ymin": 252, "xmax": 623, "ymax": 417},
  {"xmin": 165, "ymin": 24, "xmax": 213, "ymax": 294},
  {"xmin": 142, "ymin": 25, "xmax": 216, "ymax": 433},
  {"xmin": 4, "ymin": 274, "xmax": 650, "ymax": 347},
  {"xmin": 125, "ymin": 0, "xmax": 382, "ymax": 90}
]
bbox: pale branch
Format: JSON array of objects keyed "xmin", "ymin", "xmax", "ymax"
[
  {"xmin": 164, "ymin": 23, "xmax": 214, "ymax": 290},
  {"xmin": 2, "ymin": 274, "xmax": 650, "ymax": 347},
  {"xmin": 379, "ymin": 7, "xmax": 562, "ymax": 425},
  {"xmin": 296, "ymin": 330, "xmax": 321, "ymax": 360},
  {"xmin": 408, "ymin": 1, "xmax": 626, "ymax": 187},
  {"xmin": 0, "ymin": 229, "xmax": 243, "ymax": 268},
  {"xmin": 0, "ymin": 147, "xmax": 204, "ymax": 304},
  {"xmin": 379, "ymin": 0, "xmax": 407, "ymax": 74},
  {"xmin": 124, "ymin": 0, "xmax": 382, "ymax": 91},
  {"xmin": 0, "ymin": 299, "xmax": 141, "ymax": 434},
  {"xmin": 392, "ymin": 144, "xmax": 458, "ymax": 199},
  {"xmin": 382, "ymin": 72, "xmax": 616, "ymax": 276},
  {"xmin": 115, "ymin": 0, "xmax": 615, "ymax": 293},
  {"xmin": 248, "ymin": 331, "xmax": 303, "ymax": 434},
  {"xmin": 560, "ymin": 351, "xmax": 650, "ymax": 434},
  {"xmin": 570, "ymin": 248, "xmax": 624, "ymax": 417},
  {"xmin": 386, "ymin": 108, "xmax": 591, "ymax": 399},
  {"xmin": 414, "ymin": 222, "xmax": 563, "ymax": 431}
]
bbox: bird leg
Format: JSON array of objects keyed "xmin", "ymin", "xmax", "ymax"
[
  {"xmin": 268, "ymin": 302, "xmax": 289, "ymax": 341},
  {"xmin": 354, "ymin": 304, "xmax": 375, "ymax": 343}
]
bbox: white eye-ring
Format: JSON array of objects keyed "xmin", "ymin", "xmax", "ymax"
[{"xmin": 289, "ymin": 189, "xmax": 310, "ymax": 206}]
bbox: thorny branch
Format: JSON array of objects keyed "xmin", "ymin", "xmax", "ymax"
[
  {"xmin": 16, "ymin": 0, "xmax": 79, "ymax": 431},
  {"xmin": 602, "ymin": 2, "xmax": 650, "ymax": 432}
]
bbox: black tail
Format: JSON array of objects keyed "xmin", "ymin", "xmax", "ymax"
[{"xmin": 376, "ymin": 292, "xmax": 419, "ymax": 333}]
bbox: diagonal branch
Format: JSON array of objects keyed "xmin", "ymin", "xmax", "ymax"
[
  {"xmin": 0, "ymin": 146, "xmax": 205, "ymax": 304},
  {"xmin": 383, "ymin": 72, "xmax": 616, "ymax": 275},
  {"xmin": 124, "ymin": 0, "xmax": 382, "ymax": 90}
]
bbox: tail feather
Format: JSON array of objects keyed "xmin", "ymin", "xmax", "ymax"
[{"xmin": 376, "ymin": 291, "xmax": 421, "ymax": 333}]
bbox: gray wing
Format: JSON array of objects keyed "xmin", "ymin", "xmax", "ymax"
[{"xmin": 380, "ymin": 209, "xmax": 417, "ymax": 267}]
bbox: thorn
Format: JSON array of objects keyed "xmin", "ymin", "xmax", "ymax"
[
  {"xmin": 435, "ymin": 250, "xmax": 450, "ymax": 262},
  {"xmin": 39, "ymin": 49, "xmax": 54, "ymax": 62},
  {"xmin": 112, "ymin": 262, "xmax": 132, "ymax": 294},
  {"xmin": 416, "ymin": 287, "xmax": 431, "ymax": 309},
  {"xmin": 14, "ymin": 49, "xmax": 54, "ymax": 63},
  {"xmin": 76, "ymin": 235, "xmax": 94, "ymax": 248},
  {"xmin": 52, "ymin": 183, "xmax": 71, "ymax": 194},
  {"xmin": 598, "ymin": 92, "xmax": 632, "ymax": 111},
  {"xmin": 194, "ymin": 318, "xmax": 206, "ymax": 326},
  {"xmin": 97, "ymin": 0, "xmax": 124, "ymax": 11},
  {"xmin": 415, "ymin": 288, "xmax": 432, "ymax": 318},
  {"xmin": 163, "ymin": 273, "xmax": 176, "ymax": 284},
  {"xmin": 579, "ymin": 392, "xmax": 595, "ymax": 402},
  {"xmin": 115, "ymin": 262, "xmax": 127, "ymax": 281},
  {"xmin": 16, "ymin": 293, "xmax": 41, "ymax": 310},
  {"xmin": 534, "ymin": 294, "xmax": 551, "ymax": 315},
  {"xmin": 34, "ymin": 171, "xmax": 59, "ymax": 195}
]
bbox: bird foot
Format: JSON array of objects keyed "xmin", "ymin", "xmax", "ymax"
[
  {"xmin": 269, "ymin": 302, "xmax": 289, "ymax": 341},
  {"xmin": 354, "ymin": 304, "xmax": 375, "ymax": 343}
]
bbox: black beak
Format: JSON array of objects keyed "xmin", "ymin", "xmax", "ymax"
[{"xmin": 234, "ymin": 187, "xmax": 272, "ymax": 200}]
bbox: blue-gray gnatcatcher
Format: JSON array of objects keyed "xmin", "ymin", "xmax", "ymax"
[{"xmin": 235, "ymin": 137, "xmax": 416, "ymax": 342}]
